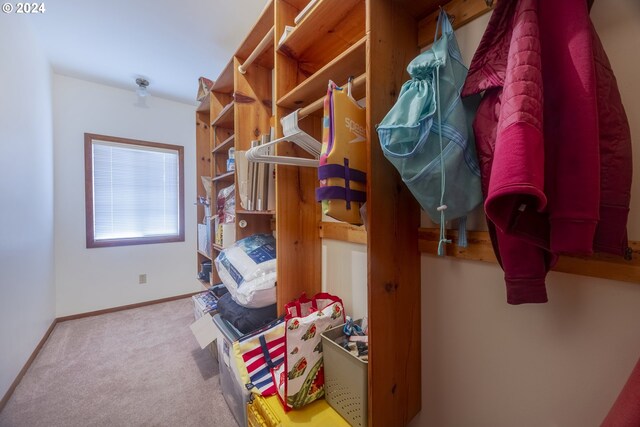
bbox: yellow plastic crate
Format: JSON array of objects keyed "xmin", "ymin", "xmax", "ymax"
[
  {"xmin": 250, "ymin": 395, "xmax": 279, "ymax": 427},
  {"xmin": 248, "ymin": 403, "xmax": 268, "ymax": 427},
  {"xmin": 248, "ymin": 395, "xmax": 350, "ymax": 427}
]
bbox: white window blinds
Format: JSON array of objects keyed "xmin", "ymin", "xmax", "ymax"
[{"xmin": 91, "ymin": 140, "xmax": 180, "ymax": 241}]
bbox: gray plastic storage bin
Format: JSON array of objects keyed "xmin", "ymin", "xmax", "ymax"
[
  {"xmin": 213, "ymin": 314, "xmax": 248, "ymax": 427},
  {"xmin": 321, "ymin": 321, "xmax": 368, "ymax": 427}
]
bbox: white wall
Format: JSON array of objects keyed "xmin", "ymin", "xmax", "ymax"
[
  {"xmin": 322, "ymin": 239, "xmax": 368, "ymax": 320},
  {"xmin": 53, "ymin": 75, "xmax": 200, "ymax": 317},
  {"xmin": 410, "ymin": 3, "xmax": 640, "ymax": 426},
  {"xmin": 0, "ymin": 19, "xmax": 55, "ymax": 398}
]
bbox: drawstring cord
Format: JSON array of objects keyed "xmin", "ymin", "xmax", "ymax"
[{"xmin": 435, "ymin": 60, "xmax": 450, "ymax": 256}]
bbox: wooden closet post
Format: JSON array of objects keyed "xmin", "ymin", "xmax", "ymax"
[
  {"xmin": 233, "ymin": 56, "xmax": 274, "ymax": 239},
  {"xmin": 195, "ymin": 105, "xmax": 213, "ymax": 286},
  {"xmin": 367, "ymin": 0, "xmax": 422, "ymax": 425},
  {"xmin": 274, "ymin": 0, "xmax": 323, "ymax": 313}
]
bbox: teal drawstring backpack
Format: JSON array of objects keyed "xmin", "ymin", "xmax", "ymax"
[{"xmin": 377, "ymin": 9, "xmax": 482, "ymax": 255}]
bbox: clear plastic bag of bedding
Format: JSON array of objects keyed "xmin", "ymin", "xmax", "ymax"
[
  {"xmin": 217, "ymin": 184, "xmax": 235, "ymax": 224},
  {"xmin": 214, "ymin": 233, "xmax": 277, "ymax": 308}
]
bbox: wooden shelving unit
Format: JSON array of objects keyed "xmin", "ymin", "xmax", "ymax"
[
  {"xmin": 237, "ymin": 209, "xmax": 276, "ymax": 216},
  {"xmin": 232, "ymin": 45, "xmax": 274, "ymax": 238},
  {"xmin": 198, "ymin": 93, "xmax": 210, "ymax": 111},
  {"xmin": 235, "ymin": 1, "xmax": 275, "ymax": 69},
  {"xmin": 239, "ymin": 26, "xmax": 275, "ymax": 70},
  {"xmin": 277, "ymin": 36, "xmax": 366, "ymax": 109},
  {"xmin": 195, "ymin": 93, "xmax": 219, "ymax": 285},
  {"xmin": 212, "ymin": 171, "xmax": 235, "ymax": 182},
  {"xmin": 211, "ymin": 102, "xmax": 235, "ymax": 129},
  {"xmin": 212, "ymin": 134, "xmax": 234, "ymax": 154},
  {"xmin": 212, "ymin": 60, "xmax": 234, "ymax": 93},
  {"xmin": 299, "ymin": 73, "xmax": 366, "ymax": 117},
  {"xmin": 195, "ymin": 0, "xmax": 276, "ymax": 279},
  {"xmin": 197, "ymin": 278, "xmax": 210, "ymax": 290},
  {"xmin": 196, "ymin": 0, "xmax": 503, "ymax": 426},
  {"xmin": 276, "ymin": 0, "xmax": 491, "ymax": 424},
  {"xmin": 319, "ymin": 221, "xmax": 367, "ymax": 245},
  {"xmin": 278, "ymin": 0, "xmax": 364, "ymax": 69},
  {"xmin": 281, "ymin": 0, "xmax": 309, "ymax": 9}
]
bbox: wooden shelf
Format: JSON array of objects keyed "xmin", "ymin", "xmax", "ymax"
[
  {"xmin": 319, "ymin": 221, "xmax": 367, "ymax": 245},
  {"xmin": 299, "ymin": 73, "xmax": 366, "ymax": 117},
  {"xmin": 212, "ymin": 134, "xmax": 234, "ymax": 154},
  {"xmin": 254, "ymin": 32, "xmax": 275, "ymax": 70},
  {"xmin": 237, "ymin": 209, "xmax": 275, "ymax": 215},
  {"xmin": 212, "ymin": 243, "xmax": 224, "ymax": 252},
  {"xmin": 197, "ymin": 250, "xmax": 212, "ymax": 260},
  {"xmin": 197, "ymin": 93, "xmax": 210, "ymax": 112},
  {"xmin": 211, "ymin": 102, "xmax": 235, "ymax": 129},
  {"xmin": 238, "ymin": 27, "xmax": 275, "ymax": 71},
  {"xmin": 285, "ymin": 0, "xmax": 312, "ymax": 10},
  {"xmin": 395, "ymin": 0, "xmax": 442, "ymax": 20},
  {"xmin": 417, "ymin": 0, "xmax": 494, "ymax": 49},
  {"xmin": 212, "ymin": 60, "xmax": 234, "ymax": 93},
  {"xmin": 418, "ymin": 228, "xmax": 640, "ymax": 285},
  {"xmin": 277, "ymin": 36, "xmax": 366, "ymax": 109},
  {"xmin": 366, "ymin": 3, "xmax": 423, "ymax": 424},
  {"xmin": 212, "ymin": 170, "xmax": 235, "ymax": 182},
  {"xmin": 278, "ymin": 0, "xmax": 364, "ymax": 68},
  {"xmin": 235, "ymin": 1, "xmax": 275, "ymax": 69},
  {"xmin": 197, "ymin": 278, "xmax": 210, "ymax": 290}
]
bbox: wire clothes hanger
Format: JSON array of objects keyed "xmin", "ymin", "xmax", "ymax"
[
  {"xmin": 247, "ymin": 78, "xmax": 359, "ymax": 168},
  {"xmin": 246, "ymin": 109, "xmax": 322, "ymax": 167}
]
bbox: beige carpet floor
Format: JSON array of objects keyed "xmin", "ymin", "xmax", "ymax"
[{"xmin": 0, "ymin": 298, "xmax": 237, "ymax": 427}]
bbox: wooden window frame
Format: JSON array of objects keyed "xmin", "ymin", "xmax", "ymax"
[{"xmin": 84, "ymin": 133, "xmax": 185, "ymax": 248}]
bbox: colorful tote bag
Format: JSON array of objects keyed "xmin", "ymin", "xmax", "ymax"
[
  {"xmin": 272, "ymin": 293, "xmax": 345, "ymax": 410},
  {"xmin": 233, "ymin": 318, "xmax": 286, "ymax": 396},
  {"xmin": 316, "ymin": 80, "xmax": 367, "ymax": 225},
  {"xmin": 377, "ymin": 9, "xmax": 482, "ymax": 255}
]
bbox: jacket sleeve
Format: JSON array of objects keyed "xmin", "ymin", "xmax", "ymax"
[
  {"xmin": 489, "ymin": 222, "xmax": 555, "ymax": 305},
  {"xmin": 484, "ymin": 0, "xmax": 547, "ymax": 237},
  {"xmin": 539, "ymin": 0, "xmax": 600, "ymax": 255}
]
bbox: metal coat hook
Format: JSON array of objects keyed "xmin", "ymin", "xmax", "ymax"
[
  {"xmin": 625, "ymin": 247, "xmax": 634, "ymax": 261},
  {"xmin": 438, "ymin": 6, "xmax": 456, "ymax": 25}
]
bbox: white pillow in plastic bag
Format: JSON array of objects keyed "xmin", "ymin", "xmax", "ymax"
[{"xmin": 214, "ymin": 234, "xmax": 276, "ymax": 308}]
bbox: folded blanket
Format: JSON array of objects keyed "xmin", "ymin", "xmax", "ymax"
[{"xmin": 217, "ymin": 292, "xmax": 278, "ymax": 335}]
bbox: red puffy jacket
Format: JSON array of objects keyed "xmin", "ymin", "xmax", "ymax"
[{"xmin": 461, "ymin": 0, "xmax": 632, "ymax": 304}]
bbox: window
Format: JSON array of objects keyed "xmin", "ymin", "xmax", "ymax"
[{"xmin": 84, "ymin": 133, "xmax": 185, "ymax": 248}]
